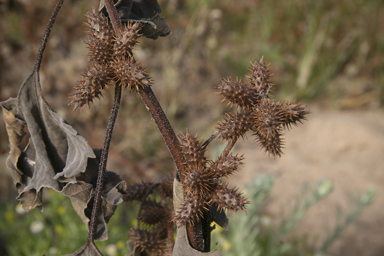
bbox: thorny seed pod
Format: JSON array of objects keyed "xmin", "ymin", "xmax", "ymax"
[
  {"xmin": 248, "ymin": 57, "xmax": 273, "ymax": 99},
  {"xmin": 138, "ymin": 201, "xmax": 168, "ymax": 226},
  {"xmin": 111, "ymin": 57, "xmax": 151, "ymax": 91},
  {"xmin": 123, "ymin": 181, "xmax": 155, "ymax": 203},
  {"xmin": 182, "ymin": 165, "xmax": 215, "ymax": 196},
  {"xmin": 217, "ymin": 77, "xmax": 259, "ymax": 109},
  {"xmin": 69, "ymin": 64, "xmax": 110, "ymax": 110},
  {"xmin": 85, "ymin": 8, "xmax": 113, "ymax": 41},
  {"xmin": 278, "ymin": 101, "xmax": 310, "ymax": 129},
  {"xmin": 209, "ymin": 154, "xmax": 244, "ymax": 178},
  {"xmin": 216, "ymin": 109, "xmax": 255, "ymax": 141},
  {"xmin": 130, "ymin": 228, "xmax": 167, "ymax": 256},
  {"xmin": 84, "ymin": 8, "xmax": 114, "ymax": 65},
  {"xmin": 160, "ymin": 174, "xmax": 174, "ymax": 199},
  {"xmin": 152, "ymin": 223, "xmax": 169, "ymax": 240},
  {"xmin": 253, "ymin": 99, "xmax": 284, "ymax": 138},
  {"xmin": 178, "ymin": 131, "xmax": 208, "ymax": 170},
  {"xmin": 254, "ymin": 129, "xmax": 284, "ymax": 158},
  {"xmin": 174, "ymin": 195, "xmax": 208, "ymax": 226},
  {"xmin": 113, "ymin": 22, "xmax": 141, "ymax": 58},
  {"xmin": 209, "ymin": 184, "xmax": 249, "ymax": 214}
]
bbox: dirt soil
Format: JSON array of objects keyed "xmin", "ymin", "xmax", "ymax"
[{"xmin": 234, "ymin": 104, "xmax": 384, "ymax": 256}]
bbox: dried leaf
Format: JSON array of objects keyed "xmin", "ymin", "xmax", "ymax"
[
  {"xmin": 209, "ymin": 203, "xmax": 228, "ymax": 231},
  {"xmin": 173, "ymin": 178, "xmax": 222, "ymax": 256},
  {"xmin": 43, "ymin": 241, "xmax": 104, "ymax": 256},
  {"xmin": 0, "ymin": 70, "xmax": 127, "ymax": 241},
  {"xmin": 99, "ymin": 0, "xmax": 172, "ymax": 39}
]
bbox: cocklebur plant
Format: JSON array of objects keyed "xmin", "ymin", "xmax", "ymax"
[{"xmin": 0, "ymin": 0, "xmax": 309, "ymax": 255}]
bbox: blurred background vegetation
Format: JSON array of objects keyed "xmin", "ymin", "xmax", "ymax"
[{"xmin": 0, "ymin": 0, "xmax": 383, "ymax": 255}]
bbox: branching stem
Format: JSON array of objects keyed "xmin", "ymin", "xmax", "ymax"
[
  {"xmin": 34, "ymin": 0, "xmax": 64, "ymax": 71},
  {"xmin": 103, "ymin": 0, "xmax": 123, "ymax": 36},
  {"xmin": 87, "ymin": 0, "xmax": 124, "ymax": 243},
  {"xmin": 158, "ymin": 186, "xmax": 175, "ymax": 254},
  {"xmin": 138, "ymin": 87, "xmax": 184, "ymax": 173},
  {"xmin": 221, "ymin": 139, "xmax": 236, "ymax": 158},
  {"xmin": 87, "ymin": 83, "xmax": 122, "ymax": 242}
]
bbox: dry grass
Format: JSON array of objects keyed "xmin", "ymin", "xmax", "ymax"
[{"xmin": 1, "ymin": 0, "xmax": 383, "ymax": 181}]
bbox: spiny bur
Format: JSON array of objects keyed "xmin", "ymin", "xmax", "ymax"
[
  {"xmin": 209, "ymin": 184, "xmax": 249, "ymax": 214},
  {"xmin": 84, "ymin": 8, "xmax": 114, "ymax": 65},
  {"xmin": 278, "ymin": 100, "xmax": 310, "ymax": 129},
  {"xmin": 138, "ymin": 201, "xmax": 167, "ymax": 226},
  {"xmin": 182, "ymin": 165, "xmax": 215, "ymax": 197},
  {"xmin": 178, "ymin": 130, "xmax": 208, "ymax": 169},
  {"xmin": 130, "ymin": 228, "xmax": 167, "ymax": 256},
  {"xmin": 70, "ymin": 8, "xmax": 145, "ymax": 111},
  {"xmin": 217, "ymin": 77, "xmax": 259, "ymax": 108},
  {"xmin": 111, "ymin": 57, "xmax": 151, "ymax": 91},
  {"xmin": 124, "ymin": 178, "xmax": 174, "ymax": 255},
  {"xmin": 247, "ymin": 56, "xmax": 273, "ymax": 99},
  {"xmin": 214, "ymin": 57, "xmax": 309, "ymax": 158},
  {"xmin": 69, "ymin": 64, "xmax": 110, "ymax": 110},
  {"xmin": 253, "ymin": 99, "xmax": 284, "ymax": 138},
  {"xmin": 216, "ymin": 109, "xmax": 255, "ymax": 141},
  {"xmin": 123, "ymin": 181, "xmax": 155, "ymax": 203},
  {"xmin": 209, "ymin": 154, "xmax": 244, "ymax": 178},
  {"xmin": 254, "ymin": 130, "xmax": 284, "ymax": 157},
  {"xmin": 173, "ymin": 195, "xmax": 209, "ymax": 226},
  {"xmin": 113, "ymin": 22, "xmax": 141, "ymax": 58},
  {"xmin": 174, "ymin": 131, "xmax": 249, "ymax": 226}
]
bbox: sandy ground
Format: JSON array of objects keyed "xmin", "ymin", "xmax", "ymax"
[{"xmin": 235, "ymin": 105, "xmax": 384, "ymax": 256}]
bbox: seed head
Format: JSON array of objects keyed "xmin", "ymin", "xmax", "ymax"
[
  {"xmin": 69, "ymin": 64, "xmax": 110, "ymax": 110},
  {"xmin": 248, "ymin": 57, "xmax": 273, "ymax": 99},
  {"xmin": 217, "ymin": 77, "xmax": 259, "ymax": 109},
  {"xmin": 111, "ymin": 57, "xmax": 151, "ymax": 91}
]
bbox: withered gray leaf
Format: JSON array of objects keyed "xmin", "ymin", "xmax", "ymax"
[
  {"xmin": 172, "ymin": 178, "xmax": 222, "ymax": 256},
  {"xmin": 99, "ymin": 0, "xmax": 171, "ymax": 39},
  {"xmin": 43, "ymin": 241, "xmax": 104, "ymax": 256},
  {"xmin": 0, "ymin": 70, "xmax": 126, "ymax": 241},
  {"xmin": 209, "ymin": 203, "xmax": 229, "ymax": 231}
]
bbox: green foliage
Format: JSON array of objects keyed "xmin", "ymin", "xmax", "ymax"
[
  {"xmin": 211, "ymin": 175, "xmax": 375, "ymax": 256},
  {"xmin": 159, "ymin": 0, "xmax": 384, "ymax": 102},
  {"xmin": 0, "ymin": 191, "xmax": 135, "ymax": 256},
  {"xmin": 0, "ymin": 175, "xmax": 375, "ymax": 256}
]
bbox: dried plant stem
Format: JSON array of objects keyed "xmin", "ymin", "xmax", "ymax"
[
  {"xmin": 138, "ymin": 87, "xmax": 184, "ymax": 173},
  {"xmin": 87, "ymin": 83, "xmax": 122, "ymax": 242},
  {"xmin": 201, "ymin": 133, "xmax": 217, "ymax": 150},
  {"xmin": 103, "ymin": 0, "xmax": 122, "ymax": 36},
  {"xmin": 104, "ymin": 0, "xmax": 183, "ymax": 174},
  {"xmin": 97, "ymin": 0, "xmax": 197, "ymax": 251},
  {"xmin": 221, "ymin": 139, "xmax": 236, "ymax": 158},
  {"xmin": 187, "ymin": 222, "xmax": 205, "ymax": 252},
  {"xmin": 20, "ymin": 0, "xmax": 64, "ymax": 103},
  {"xmin": 34, "ymin": 0, "xmax": 64, "ymax": 71},
  {"xmin": 158, "ymin": 187, "xmax": 175, "ymax": 254},
  {"xmin": 87, "ymin": 0, "xmax": 124, "ymax": 243}
]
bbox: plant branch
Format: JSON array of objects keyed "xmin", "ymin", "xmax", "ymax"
[
  {"xmin": 138, "ymin": 87, "xmax": 184, "ymax": 173},
  {"xmin": 103, "ymin": 0, "xmax": 122, "ymax": 36},
  {"xmin": 103, "ymin": 0, "xmax": 183, "ymax": 174},
  {"xmin": 34, "ymin": 0, "xmax": 64, "ymax": 71},
  {"xmin": 87, "ymin": 83, "xmax": 122, "ymax": 242},
  {"xmin": 87, "ymin": 0, "xmax": 124, "ymax": 243},
  {"xmin": 221, "ymin": 139, "xmax": 236, "ymax": 158},
  {"xmin": 158, "ymin": 186, "xmax": 175, "ymax": 254}
]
